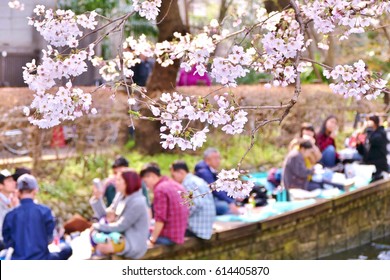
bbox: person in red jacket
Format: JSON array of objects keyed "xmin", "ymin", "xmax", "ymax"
[{"xmin": 316, "ymin": 115, "xmax": 339, "ymax": 167}]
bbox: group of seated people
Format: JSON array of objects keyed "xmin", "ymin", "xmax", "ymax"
[
  {"xmin": 281, "ymin": 114, "xmax": 389, "ymax": 193},
  {"xmin": 1, "ymin": 114, "xmax": 388, "ymax": 260},
  {"xmin": 0, "ymin": 147, "xmax": 245, "ymax": 260}
]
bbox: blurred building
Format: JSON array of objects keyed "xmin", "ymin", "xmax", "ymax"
[{"xmin": 0, "ymin": 0, "xmax": 96, "ymax": 87}]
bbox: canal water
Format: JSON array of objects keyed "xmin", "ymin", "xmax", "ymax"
[{"xmin": 323, "ymin": 235, "xmax": 390, "ymax": 260}]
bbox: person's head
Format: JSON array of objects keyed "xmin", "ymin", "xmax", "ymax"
[
  {"xmin": 16, "ymin": 174, "xmax": 39, "ymax": 198},
  {"xmin": 320, "ymin": 115, "xmax": 338, "ymax": 136},
  {"xmin": 298, "ymin": 139, "xmax": 314, "ymax": 158},
  {"xmin": 12, "ymin": 167, "xmax": 31, "ymax": 181},
  {"xmin": 170, "ymin": 160, "xmax": 189, "ymax": 184},
  {"xmin": 367, "ymin": 115, "xmax": 380, "ymax": 130},
  {"xmin": 204, "ymin": 148, "xmax": 221, "ymax": 170},
  {"xmin": 112, "ymin": 156, "xmax": 129, "ymax": 174},
  {"xmin": 140, "ymin": 162, "xmax": 161, "ymax": 190},
  {"xmin": 115, "ymin": 171, "xmax": 142, "ymax": 196},
  {"xmin": 300, "ymin": 122, "xmax": 315, "ymax": 138},
  {"xmin": 139, "ymin": 54, "xmax": 147, "ymax": 61},
  {"xmin": 0, "ymin": 169, "xmax": 16, "ymax": 196}
]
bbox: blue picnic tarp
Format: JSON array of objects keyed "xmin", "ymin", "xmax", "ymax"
[{"xmin": 215, "ymin": 199, "xmax": 317, "ymax": 223}]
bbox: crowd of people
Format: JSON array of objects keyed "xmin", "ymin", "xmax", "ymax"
[
  {"xmin": 0, "ymin": 148, "xmax": 231, "ymax": 260},
  {"xmin": 281, "ymin": 114, "xmax": 389, "ymax": 193},
  {"xmin": 0, "ymin": 114, "xmax": 388, "ymax": 260}
]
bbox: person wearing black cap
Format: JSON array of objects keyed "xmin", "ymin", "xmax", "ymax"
[
  {"xmin": 2, "ymin": 174, "xmax": 72, "ymax": 259},
  {"xmin": 0, "ymin": 169, "xmax": 18, "ymax": 251},
  {"xmin": 12, "ymin": 167, "xmax": 31, "ymax": 181},
  {"xmin": 357, "ymin": 115, "xmax": 389, "ymax": 181}
]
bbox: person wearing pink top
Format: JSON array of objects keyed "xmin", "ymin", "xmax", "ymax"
[
  {"xmin": 140, "ymin": 163, "xmax": 189, "ymax": 246},
  {"xmin": 177, "ymin": 65, "xmax": 211, "ymax": 86}
]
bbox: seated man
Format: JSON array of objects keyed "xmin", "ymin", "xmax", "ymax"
[
  {"xmin": 140, "ymin": 163, "xmax": 189, "ymax": 246},
  {"xmin": 282, "ymin": 140, "xmax": 319, "ymax": 192},
  {"xmin": 170, "ymin": 160, "xmax": 216, "ymax": 240},
  {"xmin": 195, "ymin": 148, "xmax": 239, "ymax": 215},
  {"xmin": 2, "ymin": 174, "xmax": 72, "ymax": 260}
]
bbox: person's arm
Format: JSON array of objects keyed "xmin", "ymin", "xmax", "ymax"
[
  {"xmin": 212, "ymin": 190, "xmax": 235, "ymax": 204},
  {"xmin": 149, "ymin": 221, "xmax": 164, "ymax": 245},
  {"xmin": 9, "ymin": 192, "xmax": 19, "ymax": 207},
  {"xmin": 151, "ymin": 190, "xmax": 168, "ymax": 240},
  {"xmin": 2, "ymin": 213, "xmax": 14, "ymax": 249},
  {"xmin": 44, "ymin": 208, "xmax": 56, "ymax": 244},
  {"xmin": 89, "ymin": 196, "xmax": 108, "ymax": 219},
  {"xmin": 94, "ymin": 201, "xmax": 144, "ymax": 233},
  {"xmin": 89, "ymin": 184, "xmax": 108, "ymax": 218},
  {"xmin": 356, "ymin": 141, "xmax": 366, "ymax": 156},
  {"xmin": 195, "ymin": 169, "xmax": 215, "ymax": 184},
  {"xmin": 291, "ymin": 154, "xmax": 313, "ymax": 179},
  {"xmin": 310, "ymin": 145, "xmax": 322, "ymax": 163},
  {"xmin": 368, "ymin": 133, "xmax": 383, "ymax": 148}
]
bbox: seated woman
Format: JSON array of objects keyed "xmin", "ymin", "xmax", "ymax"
[
  {"xmin": 316, "ymin": 115, "xmax": 339, "ymax": 168},
  {"xmin": 289, "ymin": 122, "xmax": 322, "ymax": 168},
  {"xmin": 89, "ymin": 171, "xmax": 149, "ymax": 259},
  {"xmin": 282, "ymin": 139, "xmax": 320, "ymax": 192},
  {"xmin": 357, "ymin": 115, "xmax": 389, "ymax": 182}
]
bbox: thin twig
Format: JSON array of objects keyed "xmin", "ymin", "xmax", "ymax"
[
  {"xmin": 156, "ymin": 0, "xmax": 174, "ymax": 25},
  {"xmin": 301, "ymin": 57, "xmax": 333, "ymax": 70},
  {"xmin": 79, "ymin": 12, "xmax": 133, "ymax": 43},
  {"xmin": 117, "ymin": 13, "xmax": 135, "ymax": 130},
  {"xmin": 204, "ymin": 86, "xmax": 226, "ymax": 98},
  {"xmin": 237, "ymin": 117, "xmax": 281, "ymax": 168},
  {"xmin": 217, "ymin": 8, "xmax": 289, "ymax": 44},
  {"xmin": 235, "ymin": 0, "xmax": 307, "ymax": 169},
  {"xmin": 236, "ymin": 104, "xmax": 291, "ymax": 111}
]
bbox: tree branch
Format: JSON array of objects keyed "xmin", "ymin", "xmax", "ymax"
[{"xmin": 301, "ymin": 57, "xmax": 333, "ymax": 70}]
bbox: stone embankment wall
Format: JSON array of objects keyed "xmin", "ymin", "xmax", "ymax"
[{"xmin": 141, "ymin": 179, "xmax": 390, "ymax": 260}]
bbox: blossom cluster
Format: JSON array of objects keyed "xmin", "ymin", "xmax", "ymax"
[
  {"xmin": 28, "ymin": 5, "xmax": 97, "ymax": 48},
  {"xmin": 213, "ymin": 169, "xmax": 254, "ymax": 199},
  {"xmin": 210, "ymin": 46, "xmax": 254, "ymax": 87},
  {"xmin": 8, "ymin": 0, "xmax": 24, "ymax": 10},
  {"xmin": 163, "ymin": 32, "xmax": 216, "ymax": 73},
  {"xmin": 91, "ymin": 54, "xmax": 138, "ymax": 82},
  {"xmin": 27, "ymin": 81, "xmax": 93, "ymax": 128},
  {"xmin": 149, "ymin": 92, "xmax": 248, "ymax": 151},
  {"xmin": 251, "ymin": 9, "xmax": 308, "ymax": 88},
  {"xmin": 91, "ymin": 35, "xmax": 155, "ymax": 82},
  {"xmin": 324, "ymin": 60, "xmax": 388, "ymax": 100},
  {"xmin": 24, "ymin": 46, "xmax": 94, "ymax": 93},
  {"xmin": 23, "ymin": 5, "xmax": 98, "ymax": 128},
  {"xmin": 132, "ymin": 0, "xmax": 162, "ymax": 21},
  {"xmin": 301, "ymin": 0, "xmax": 390, "ymax": 39}
]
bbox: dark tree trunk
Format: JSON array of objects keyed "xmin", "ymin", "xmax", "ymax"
[
  {"xmin": 218, "ymin": 0, "xmax": 233, "ymax": 23},
  {"xmin": 146, "ymin": 0, "xmax": 188, "ymax": 98},
  {"xmin": 135, "ymin": 0, "xmax": 188, "ymax": 154},
  {"xmin": 264, "ymin": 0, "xmax": 290, "ymax": 12}
]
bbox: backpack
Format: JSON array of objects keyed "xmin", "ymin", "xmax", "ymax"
[
  {"xmin": 241, "ymin": 183, "xmax": 268, "ymax": 207},
  {"xmin": 267, "ymin": 167, "xmax": 282, "ymax": 187}
]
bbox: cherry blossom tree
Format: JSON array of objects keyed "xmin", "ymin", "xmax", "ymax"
[{"xmin": 8, "ymin": 0, "xmax": 390, "ymax": 199}]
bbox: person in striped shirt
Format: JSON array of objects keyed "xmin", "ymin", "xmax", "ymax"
[{"xmin": 170, "ymin": 160, "xmax": 216, "ymax": 240}]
